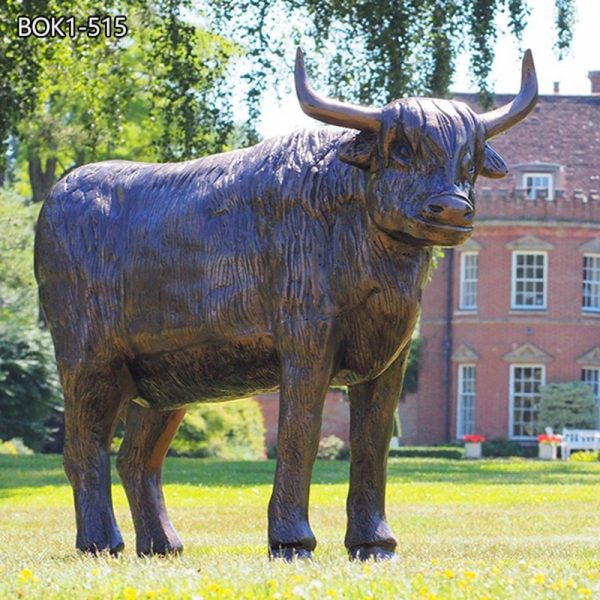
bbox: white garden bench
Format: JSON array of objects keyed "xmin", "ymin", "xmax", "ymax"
[{"xmin": 560, "ymin": 429, "xmax": 600, "ymax": 460}]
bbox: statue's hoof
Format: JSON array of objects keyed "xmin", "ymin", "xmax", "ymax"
[
  {"xmin": 78, "ymin": 540, "xmax": 124, "ymax": 556},
  {"xmin": 349, "ymin": 545, "xmax": 397, "ymax": 561},
  {"xmin": 269, "ymin": 546, "xmax": 313, "ymax": 561},
  {"xmin": 137, "ymin": 539, "xmax": 183, "ymax": 557}
]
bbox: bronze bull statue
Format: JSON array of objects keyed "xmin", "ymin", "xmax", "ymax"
[{"xmin": 35, "ymin": 49, "xmax": 537, "ymax": 560}]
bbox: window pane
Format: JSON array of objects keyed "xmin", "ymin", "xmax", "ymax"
[
  {"xmin": 511, "ymin": 365, "xmax": 544, "ymax": 438},
  {"xmin": 457, "ymin": 365, "xmax": 476, "ymax": 437},
  {"xmin": 460, "ymin": 253, "xmax": 478, "ymax": 310},
  {"xmin": 524, "ymin": 173, "xmax": 552, "ymax": 200},
  {"xmin": 582, "ymin": 255, "xmax": 600, "ymax": 311},
  {"xmin": 581, "ymin": 368, "xmax": 600, "ymax": 428},
  {"xmin": 512, "ymin": 252, "xmax": 546, "ymax": 309}
]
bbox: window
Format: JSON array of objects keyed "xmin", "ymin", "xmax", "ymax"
[
  {"xmin": 581, "ymin": 367, "xmax": 600, "ymax": 427},
  {"xmin": 511, "ymin": 252, "xmax": 547, "ymax": 309},
  {"xmin": 583, "ymin": 254, "xmax": 600, "ymax": 312},
  {"xmin": 457, "ymin": 365, "xmax": 476, "ymax": 438},
  {"xmin": 459, "ymin": 253, "xmax": 478, "ymax": 310},
  {"xmin": 524, "ymin": 172, "xmax": 554, "ymax": 200},
  {"xmin": 510, "ymin": 365, "xmax": 545, "ymax": 438}
]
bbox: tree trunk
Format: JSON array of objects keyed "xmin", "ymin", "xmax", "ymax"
[{"xmin": 28, "ymin": 155, "xmax": 57, "ymax": 203}]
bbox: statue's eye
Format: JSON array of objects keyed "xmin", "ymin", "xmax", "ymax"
[{"xmin": 393, "ymin": 143, "xmax": 413, "ymax": 165}]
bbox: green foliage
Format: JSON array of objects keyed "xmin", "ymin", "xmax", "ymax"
[
  {"xmin": 143, "ymin": 1, "xmax": 239, "ymax": 161},
  {"xmin": 2, "ymin": 1, "xmax": 238, "ymax": 198},
  {"xmin": 317, "ymin": 435, "xmax": 346, "ymax": 460},
  {"xmin": 0, "ymin": 326, "xmax": 62, "ymax": 451},
  {"xmin": 208, "ymin": 0, "xmax": 574, "ymax": 116},
  {"xmin": 482, "ymin": 438, "xmax": 536, "ymax": 458},
  {"xmin": 403, "ymin": 337, "xmax": 422, "ymax": 395},
  {"xmin": 537, "ymin": 382, "xmax": 598, "ymax": 433},
  {"xmin": 0, "ymin": 188, "xmax": 39, "ymax": 323},
  {"xmin": 169, "ymin": 399, "xmax": 265, "ymax": 459},
  {"xmin": 0, "ymin": 188, "xmax": 63, "ymax": 449},
  {"xmin": 388, "ymin": 446, "xmax": 463, "ymax": 460},
  {"xmin": 569, "ymin": 450, "xmax": 600, "ymax": 462}
]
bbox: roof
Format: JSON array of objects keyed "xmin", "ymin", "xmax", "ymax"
[{"xmin": 455, "ymin": 93, "xmax": 600, "ymax": 200}]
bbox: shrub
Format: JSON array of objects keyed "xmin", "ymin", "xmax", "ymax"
[
  {"xmin": 317, "ymin": 435, "xmax": 346, "ymax": 460},
  {"xmin": 0, "ymin": 325, "xmax": 62, "ymax": 451},
  {"xmin": 482, "ymin": 438, "xmax": 530, "ymax": 458},
  {"xmin": 388, "ymin": 446, "xmax": 463, "ymax": 460},
  {"xmin": 169, "ymin": 398, "xmax": 265, "ymax": 459},
  {"xmin": 0, "ymin": 438, "xmax": 34, "ymax": 455},
  {"xmin": 569, "ymin": 450, "xmax": 600, "ymax": 462},
  {"xmin": 537, "ymin": 382, "xmax": 597, "ymax": 433}
]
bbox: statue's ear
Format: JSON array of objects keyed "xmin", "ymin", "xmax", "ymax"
[
  {"xmin": 337, "ymin": 133, "xmax": 376, "ymax": 170},
  {"xmin": 481, "ymin": 144, "xmax": 508, "ymax": 179}
]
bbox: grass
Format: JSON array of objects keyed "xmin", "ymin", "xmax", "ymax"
[{"xmin": 1, "ymin": 455, "xmax": 600, "ymax": 598}]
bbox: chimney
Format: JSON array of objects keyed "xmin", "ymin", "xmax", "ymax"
[
  {"xmin": 553, "ymin": 81, "xmax": 560, "ymax": 95},
  {"xmin": 589, "ymin": 71, "xmax": 600, "ymax": 94}
]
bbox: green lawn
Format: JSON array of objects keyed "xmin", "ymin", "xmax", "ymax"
[{"xmin": 1, "ymin": 455, "xmax": 600, "ymax": 598}]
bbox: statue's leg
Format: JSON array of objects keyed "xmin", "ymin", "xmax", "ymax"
[
  {"xmin": 268, "ymin": 327, "xmax": 335, "ymax": 560},
  {"xmin": 59, "ymin": 359, "xmax": 127, "ymax": 554},
  {"xmin": 117, "ymin": 402, "xmax": 186, "ymax": 556},
  {"xmin": 345, "ymin": 349, "xmax": 408, "ymax": 560}
]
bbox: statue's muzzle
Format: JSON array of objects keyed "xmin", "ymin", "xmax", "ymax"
[{"xmin": 420, "ymin": 193, "xmax": 474, "ymax": 230}]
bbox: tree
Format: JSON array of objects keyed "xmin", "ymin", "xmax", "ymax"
[
  {"xmin": 537, "ymin": 382, "xmax": 598, "ymax": 433},
  {"xmin": 2, "ymin": 1, "xmax": 238, "ymax": 198},
  {"xmin": 0, "ymin": 189, "xmax": 62, "ymax": 449},
  {"xmin": 207, "ymin": 0, "xmax": 575, "ymax": 118}
]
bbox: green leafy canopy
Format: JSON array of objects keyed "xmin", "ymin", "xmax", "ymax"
[{"xmin": 207, "ymin": 0, "xmax": 575, "ymax": 115}]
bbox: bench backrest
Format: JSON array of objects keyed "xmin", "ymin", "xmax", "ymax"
[{"xmin": 562, "ymin": 429, "xmax": 600, "ymax": 444}]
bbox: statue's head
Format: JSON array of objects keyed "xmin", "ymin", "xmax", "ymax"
[{"xmin": 295, "ymin": 49, "xmax": 537, "ymax": 247}]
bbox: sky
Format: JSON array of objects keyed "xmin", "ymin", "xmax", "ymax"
[{"xmin": 258, "ymin": 0, "xmax": 600, "ymax": 138}]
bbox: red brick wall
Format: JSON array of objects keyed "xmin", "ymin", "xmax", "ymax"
[
  {"xmin": 256, "ymin": 389, "xmax": 350, "ymax": 449},
  {"xmin": 412, "ymin": 221, "xmax": 600, "ymax": 445}
]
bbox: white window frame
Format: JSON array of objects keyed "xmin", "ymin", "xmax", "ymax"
[
  {"xmin": 459, "ymin": 252, "xmax": 478, "ymax": 310},
  {"xmin": 456, "ymin": 364, "xmax": 476, "ymax": 438},
  {"xmin": 582, "ymin": 253, "xmax": 600, "ymax": 312},
  {"xmin": 581, "ymin": 367, "xmax": 600, "ymax": 428},
  {"xmin": 511, "ymin": 251, "xmax": 548, "ymax": 310},
  {"xmin": 523, "ymin": 172, "xmax": 554, "ymax": 200},
  {"xmin": 509, "ymin": 364, "xmax": 545, "ymax": 440}
]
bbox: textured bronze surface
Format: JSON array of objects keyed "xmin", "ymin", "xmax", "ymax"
[{"xmin": 34, "ymin": 49, "xmax": 537, "ymax": 559}]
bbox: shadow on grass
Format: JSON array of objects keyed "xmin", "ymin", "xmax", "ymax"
[{"xmin": 1, "ymin": 454, "xmax": 600, "ymax": 498}]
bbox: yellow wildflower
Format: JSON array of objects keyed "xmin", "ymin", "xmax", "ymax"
[
  {"xmin": 532, "ymin": 573, "xmax": 545, "ymax": 585},
  {"xmin": 443, "ymin": 569, "xmax": 455, "ymax": 579},
  {"xmin": 578, "ymin": 587, "xmax": 592, "ymax": 597},
  {"xmin": 463, "ymin": 571, "xmax": 477, "ymax": 581},
  {"xmin": 123, "ymin": 586, "xmax": 137, "ymax": 600},
  {"xmin": 18, "ymin": 569, "xmax": 33, "ymax": 582}
]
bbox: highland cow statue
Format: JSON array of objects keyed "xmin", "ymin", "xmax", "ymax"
[{"xmin": 34, "ymin": 49, "xmax": 537, "ymax": 560}]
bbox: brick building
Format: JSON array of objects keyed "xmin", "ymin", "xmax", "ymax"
[{"xmin": 400, "ymin": 74, "xmax": 600, "ymax": 445}]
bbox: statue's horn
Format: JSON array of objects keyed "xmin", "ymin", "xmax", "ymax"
[
  {"xmin": 480, "ymin": 50, "xmax": 538, "ymax": 139},
  {"xmin": 294, "ymin": 48, "xmax": 382, "ymax": 132}
]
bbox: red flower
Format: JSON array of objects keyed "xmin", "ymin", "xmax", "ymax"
[
  {"xmin": 463, "ymin": 434, "xmax": 486, "ymax": 444},
  {"xmin": 537, "ymin": 434, "xmax": 561, "ymax": 445}
]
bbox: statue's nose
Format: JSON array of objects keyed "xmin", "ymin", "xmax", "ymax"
[{"xmin": 421, "ymin": 194, "xmax": 474, "ymax": 228}]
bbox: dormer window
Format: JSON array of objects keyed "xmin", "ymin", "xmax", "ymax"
[
  {"xmin": 523, "ymin": 172, "xmax": 554, "ymax": 200},
  {"xmin": 512, "ymin": 163, "xmax": 561, "ymax": 201}
]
